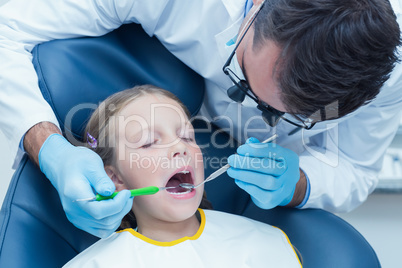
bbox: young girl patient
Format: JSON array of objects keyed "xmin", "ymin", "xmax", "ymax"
[{"xmin": 64, "ymin": 85, "xmax": 301, "ymax": 267}]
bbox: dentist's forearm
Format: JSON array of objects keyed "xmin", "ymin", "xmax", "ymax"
[
  {"xmin": 285, "ymin": 169, "xmax": 307, "ymax": 207},
  {"xmin": 23, "ymin": 122, "xmax": 61, "ymax": 165}
]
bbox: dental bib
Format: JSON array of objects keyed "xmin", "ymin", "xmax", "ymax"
[{"xmin": 64, "ymin": 209, "xmax": 301, "ymax": 267}]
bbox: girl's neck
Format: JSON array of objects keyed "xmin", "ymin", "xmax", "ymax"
[{"xmin": 136, "ymin": 213, "xmax": 201, "ymax": 242}]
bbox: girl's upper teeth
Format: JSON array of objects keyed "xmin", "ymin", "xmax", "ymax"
[{"xmin": 178, "ymin": 170, "xmax": 189, "ymax": 174}]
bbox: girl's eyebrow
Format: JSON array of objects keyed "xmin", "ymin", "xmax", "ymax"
[{"xmin": 129, "ymin": 126, "xmax": 151, "ymax": 140}]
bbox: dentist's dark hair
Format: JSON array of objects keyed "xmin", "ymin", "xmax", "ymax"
[{"xmin": 254, "ymin": 0, "xmax": 401, "ymax": 120}]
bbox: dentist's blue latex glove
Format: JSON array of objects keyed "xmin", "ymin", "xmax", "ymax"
[
  {"xmin": 38, "ymin": 134, "xmax": 133, "ymax": 238},
  {"xmin": 227, "ymin": 137, "xmax": 300, "ymax": 209}
]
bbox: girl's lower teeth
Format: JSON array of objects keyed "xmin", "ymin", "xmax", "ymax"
[{"xmin": 168, "ymin": 190, "xmax": 191, "ymax": 195}]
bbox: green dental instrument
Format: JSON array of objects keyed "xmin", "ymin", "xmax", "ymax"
[{"xmin": 74, "ymin": 186, "xmax": 176, "ymax": 202}]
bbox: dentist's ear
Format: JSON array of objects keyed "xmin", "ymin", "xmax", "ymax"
[{"xmin": 104, "ymin": 166, "xmax": 126, "ymax": 191}]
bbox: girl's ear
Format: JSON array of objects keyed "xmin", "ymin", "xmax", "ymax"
[{"xmin": 105, "ymin": 165, "xmax": 126, "ymax": 191}]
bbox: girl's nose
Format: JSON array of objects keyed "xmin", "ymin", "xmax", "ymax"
[{"xmin": 170, "ymin": 140, "xmax": 188, "ymax": 159}]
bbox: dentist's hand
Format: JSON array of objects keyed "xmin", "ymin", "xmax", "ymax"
[
  {"xmin": 38, "ymin": 134, "xmax": 133, "ymax": 238},
  {"xmin": 227, "ymin": 137, "xmax": 300, "ymax": 209}
]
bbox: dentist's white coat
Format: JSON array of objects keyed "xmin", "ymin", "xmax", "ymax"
[{"xmin": 0, "ymin": 0, "xmax": 401, "ymax": 212}]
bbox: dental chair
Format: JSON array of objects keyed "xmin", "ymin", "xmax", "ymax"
[{"xmin": 0, "ymin": 23, "xmax": 380, "ymax": 268}]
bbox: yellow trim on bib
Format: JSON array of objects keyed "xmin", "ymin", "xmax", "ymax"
[
  {"xmin": 117, "ymin": 208, "xmax": 206, "ymax": 247},
  {"xmin": 274, "ymin": 226, "xmax": 303, "ymax": 267}
]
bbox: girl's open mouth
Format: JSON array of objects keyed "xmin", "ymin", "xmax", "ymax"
[{"xmin": 165, "ymin": 170, "xmax": 193, "ymax": 195}]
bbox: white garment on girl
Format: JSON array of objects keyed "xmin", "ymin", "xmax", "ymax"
[{"xmin": 64, "ymin": 209, "xmax": 301, "ymax": 267}]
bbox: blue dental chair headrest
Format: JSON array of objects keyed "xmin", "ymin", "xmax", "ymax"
[
  {"xmin": 0, "ymin": 23, "xmax": 380, "ymax": 267},
  {"xmin": 34, "ymin": 23, "xmax": 204, "ymax": 140}
]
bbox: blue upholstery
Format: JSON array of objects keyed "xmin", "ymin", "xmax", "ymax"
[
  {"xmin": 33, "ymin": 23, "xmax": 204, "ymax": 140},
  {"xmin": 0, "ymin": 23, "xmax": 380, "ymax": 267},
  {"xmin": 0, "ymin": 156, "xmax": 98, "ymax": 267}
]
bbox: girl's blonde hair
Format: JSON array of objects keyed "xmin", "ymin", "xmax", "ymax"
[
  {"xmin": 84, "ymin": 85, "xmax": 212, "ymax": 229},
  {"xmin": 84, "ymin": 84, "xmax": 190, "ymax": 166}
]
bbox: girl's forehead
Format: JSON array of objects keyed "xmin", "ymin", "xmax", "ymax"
[
  {"xmin": 116, "ymin": 94, "xmax": 191, "ymax": 135},
  {"xmin": 119, "ymin": 94, "xmax": 186, "ymax": 117}
]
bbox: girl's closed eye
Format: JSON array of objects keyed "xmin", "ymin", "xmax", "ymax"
[
  {"xmin": 181, "ymin": 136, "xmax": 195, "ymax": 142},
  {"xmin": 179, "ymin": 131, "xmax": 195, "ymax": 142},
  {"xmin": 178, "ymin": 127, "xmax": 195, "ymax": 143},
  {"xmin": 141, "ymin": 140, "xmax": 158, "ymax": 149}
]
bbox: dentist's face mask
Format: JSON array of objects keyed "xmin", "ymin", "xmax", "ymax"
[
  {"xmin": 224, "ymin": 49, "xmax": 317, "ymax": 129},
  {"xmin": 227, "ymin": 51, "xmax": 246, "ymax": 81},
  {"xmin": 223, "ymin": 49, "xmax": 252, "ymax": 104},
  {"xmin": 222, "ymin": 1, "xmax": 317, "ymax": 130}
]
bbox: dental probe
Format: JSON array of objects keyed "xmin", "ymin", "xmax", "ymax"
[
  {"xmin": 74, "ymin": 186, "xmax": 176, "ymax": 202},
  {"xmin": 179, "ymin": 134, "xmax": 278, "ymax": 189}
]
